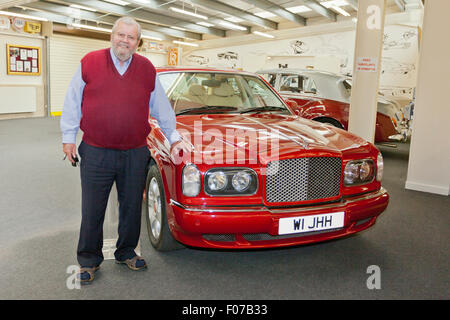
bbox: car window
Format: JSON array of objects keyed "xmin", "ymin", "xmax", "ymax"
[
  {"xmin": 161, "ymin": 72, "xmax": 289, "ymax": 115},
  {"xmin": 280, "ymin": 74, "xmax": 317, "ymax": 94},
  {"xmin": 259, "ymin": 73, "xmax": 277, "ymax": 87},
  {"xmin": 158, "ymin": 73, "xmax": 180, "ymax": 93}
]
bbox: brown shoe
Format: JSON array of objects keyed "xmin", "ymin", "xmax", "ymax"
[
  {"xmin": 77, "ymin": 266, "xmax": 100, "ymax": 284},
  {"xmin": 115, "ymin": 255, "xmax": 147, "ymax": 271}
]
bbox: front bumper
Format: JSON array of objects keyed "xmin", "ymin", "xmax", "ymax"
[{"xmin": 168, "ymin": 188, "xmax": 389, "ymax": 249}]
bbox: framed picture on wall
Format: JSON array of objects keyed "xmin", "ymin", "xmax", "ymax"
[{"xmin": 6, "ymin": 44, "xmax": 41, "ymax": 76}]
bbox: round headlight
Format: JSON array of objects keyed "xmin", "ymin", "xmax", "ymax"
[
  {"xmin": 207, "ymin": 171, "xmax": 227, "ymax": 191},
  {"xmin": 344, "ymin": 162, "xmax": 359, "ymax": 185},
  {"xmin": 377, "ymin": 153, "xmax": 383, "ymax": 182},
  {"xmin": 359, "ymin": 161, "xmax": 372, "ymax": 181},
  {"xmin": 232, "ymin": 171, "xmax": 251, "ymax": 192},
  {"xmin": 182, "ymin": 164, "xmax": 200, "ymax": 197}
]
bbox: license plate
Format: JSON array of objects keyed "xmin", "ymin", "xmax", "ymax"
[{"xmin": 278, "ymin": 212, "xmax": 345, "ymax": 235}]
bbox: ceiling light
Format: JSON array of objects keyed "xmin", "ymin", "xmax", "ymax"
[
  {"xmin": 196, "ymin": 21, "xmax": 214, "ymax": 27},
  {"xmin": 103, "ymin": 0, "xmax": 130, "ymax": 5},
  {"xmin": 169, "ymin": 7, "xmax": 208, "ymax": 20},
  {"xmin": 225, "ymin": 16, "xmax": 244, "ymax": 23},
  {"xmin": 320, "ymin": 0, "xmax": 349, "ymax": 8},
  {"xmin": 286, "ymin": 5, "xmax": 312, "ymax": 13},
  {"xmin": 170, "ymin": 26, "xmax": 187, "ymax": 31},
  {"xmin": 173, "ymin": 40, "xmax": 199, "ymax": 47},
  {"xmin": 219, "ymin": 21, "xmax": 247, "ymax": 31},
  {"xmin": 133, "ymin": 0, "xmax": 150, "ymax": 3},
  {"xmin": 141, "ymin": 34, "xmax": 163, "ymax": 41},
  {"xmin": 72, "ymin": 23, "xmax": 112, "ymax": 33},
  {"xmin": 254, "ymin": 11, "xmax": 276, "ymax": 18},
  {"xmin": 69, "ymin": 4, "xmax": 97, "ymax": 12},
  {"xmin": 331, "ymin": 6, "xmax": 350, "ymax": 16},
  {"xmin": 252, "ymin": 31, "xmax": 274, "ymax": 38},
  {"xmin": 0, "ymin": 10, "xmax": 48, "ymax": 21}
]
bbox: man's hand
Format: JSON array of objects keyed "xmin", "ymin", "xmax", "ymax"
[
  {"xmin": 170, "ymin": 139, "xmax": 191, "ymax": 164},
  {"xmin": 63, "ymin": 143, "xmax": 77, "ymax": 164}
]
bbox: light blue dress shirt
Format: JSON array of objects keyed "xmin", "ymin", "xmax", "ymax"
[{"xmin": 61, "ymin": 48, "xmax": 180, "ymax": 146}]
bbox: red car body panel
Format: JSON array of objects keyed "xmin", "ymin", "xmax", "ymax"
[
  {"xmin": 145, "ymin": 67, "xmax": 389, "ymax": 249},
  {"xmin": 279, "ymin": 93, "xmax": 397, "ymax": 143}
]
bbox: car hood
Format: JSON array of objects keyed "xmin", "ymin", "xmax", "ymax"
[{"xmin": 176, "ymin": 114, "xmax": 371, "ymax": 164}]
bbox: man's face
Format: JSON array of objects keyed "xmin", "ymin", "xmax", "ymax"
[{"xmin": 111, "ymin": 22, "xmax": 139, "ymax": 61}]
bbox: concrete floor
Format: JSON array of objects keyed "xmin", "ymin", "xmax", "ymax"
[{"xmin": 0, "ymin": 117, "xmax": 448, "ymax": 300}]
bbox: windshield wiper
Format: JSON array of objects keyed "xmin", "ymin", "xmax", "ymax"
[
  {"xmin": 239, "ymin": 106, "xmax": 287, "ymax": 114},
  {"xmin": 176, "ymin": 106, "xmax": 238, "ymax": 115}
]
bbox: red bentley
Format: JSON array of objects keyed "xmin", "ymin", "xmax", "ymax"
[{"xmin": 143, "ymin": 67, "xmax": 389, "ymax": 251}]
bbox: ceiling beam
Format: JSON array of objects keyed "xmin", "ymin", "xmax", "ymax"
[
  {"xmin": 183, "ymin": 0, "xmax": 278, "ymax": 30},
  {"xmin": 59, "ymin": 0, "xmax": 225, "ymax": 37},
  {"xmin": 0, "ymin": 0, "xmax": 34, "ymax": 10},
  {"xmin": 302, "ymin": 0, "xmax": 337, "ymax": 21},
  {"xmin": 239, "ymin": 0, "xmax": 306, "ymax": 26},
  {"xmin": 22, "ymin": 1, "xmax": 196, "ymax": 40}
]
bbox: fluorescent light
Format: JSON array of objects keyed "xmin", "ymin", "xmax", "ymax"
[
  {"xmin": 141, "ymin": 34, "xmax": 163, "ymax": 41},
  {"xmin": 225, "ymin": 16, "xmax": 244, "ymax": 23},
  {"xmin": 72, "ymin": 23, "xmax": 112, "ymax": 33},
  {"xmin": 254, "ymin": 11, "xmax": 276, "ymax": 18},
  {"xmin": 169, "ymin": 7, "xmax": 208, "ymax": 20},
  {"xmin": 331, "ymin": 6, "xmax": 350, "ymax": 16},
  {"xmin": 170, "ymin": 26, "xmax": 187, "ymax": 31},
  {"xmin": 103, "ymin": 0, "xmax": 130, "ymax": 5},
  {"xmin": 252, "ymin": 31, "xmax": 274, "ymax": 38},
  {"xmin": 69, "ymin": 4, "xmax": 97, "ymax": 12},
  {"xmin": 286, "ymin": 5, "xmax": 312, "ymax": 13},
  {"xmin": 320, "ymin": 0, "xmax": 349, "ymax": 8},
  {"xmin": 0, "ymin": 10, "xmax": 48, "ymax": 21},
  {"xmin": 173, "ymin": 40, "xmax": 199, "ymax": 47},
  {"xmin": 196, "ymin": 21, "xmax": 214, "ymax": 27},
  {"xmin": 219, "ymin": 21, "xmax": 247, "ymax": 31}
]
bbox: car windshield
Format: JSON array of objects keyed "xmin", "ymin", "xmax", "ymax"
[{"xmin": 158, "ymin": 72, "xmax": 290, "ymax": 115}]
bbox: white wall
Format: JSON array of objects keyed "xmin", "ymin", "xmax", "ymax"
[
  {"xmin": 0, "ymin": 30, "xmax": 46, "ymax": 119},
  {"xmin": 405, "ymin": 1, "xmax": 450, "ymax": 196},
  {"xmin": 182, "ymin": 12, "xmax": 421, "ymax": 101}
]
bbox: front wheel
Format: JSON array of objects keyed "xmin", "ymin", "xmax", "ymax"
[{"xmin": 144, "ymin": 163, "xmax": 184, "ymax": 251}]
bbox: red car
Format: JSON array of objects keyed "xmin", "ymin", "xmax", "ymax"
[
  {"xmin": 257, "ymin": 69, "xmax": 405, "ymax": 143},
  {"xmin": 144, "ymin": 67, "xmax": 389, "ymax": 251}
]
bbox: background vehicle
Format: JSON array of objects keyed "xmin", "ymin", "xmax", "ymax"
[{"xmin": 257, "ymin": 68, "xmax": 409, "ymax": 142}]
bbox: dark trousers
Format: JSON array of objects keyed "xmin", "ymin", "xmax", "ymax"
[{"xmin": 77, "ymin": 141, "xmax": 150, "ymax": 267}]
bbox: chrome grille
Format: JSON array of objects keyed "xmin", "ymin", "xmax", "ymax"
[{"xmin": 266, "ymin": 157, "xmax": 341, "ymax": 203}]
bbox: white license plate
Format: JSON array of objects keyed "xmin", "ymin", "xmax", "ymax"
[{"xmin": 278, "ymin": 212, "xmax": 345, "ymax": 235}]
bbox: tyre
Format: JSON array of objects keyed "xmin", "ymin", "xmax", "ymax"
[{"xmin": 144, "ymin": 162, "xmax": 184, "ymax": 251}]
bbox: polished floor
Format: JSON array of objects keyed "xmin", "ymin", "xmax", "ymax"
[{"xmin": 0, "ymin": 117, "xmax": 448, "ymax": 299}]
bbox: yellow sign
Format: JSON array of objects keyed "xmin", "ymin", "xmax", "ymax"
[
  {"xmin": 24, "ymin": 21, "xmax": 41, "ymax": 34},
  {"xmin": 168, "ymin": 47, "xmax": 179, "ymax": 66}
]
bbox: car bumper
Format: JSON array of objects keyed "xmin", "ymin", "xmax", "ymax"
[{"xmin": 168, "ymin": 188, "xmax": 389, "ymax": 249}]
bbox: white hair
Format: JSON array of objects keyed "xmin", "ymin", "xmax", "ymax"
[{"xmin": 112, "ymin": 16, "xmax": 142, "ymax": 40}]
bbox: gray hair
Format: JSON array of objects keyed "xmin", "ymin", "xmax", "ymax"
[{"xmin": 112, "ymin": 16, "xmax": 142, "ymax": 40}]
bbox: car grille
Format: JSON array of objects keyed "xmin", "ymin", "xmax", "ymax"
[{"xmin": 265, "ymin": 157, "xmax": 342, "ymax": 203}]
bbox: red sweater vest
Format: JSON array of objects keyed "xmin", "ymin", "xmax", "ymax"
[{"xmin": 80, "ymin": 48, "xmax": 155, "ymax": 150}]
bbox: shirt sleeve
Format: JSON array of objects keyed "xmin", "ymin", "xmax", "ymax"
[
  {"xmin": 60, "ymin": 64, "xmax": 85, "ymax": 144},
  {"xmin": 149, "ymin": 76, "xmax": 181, "ymax": 145}
]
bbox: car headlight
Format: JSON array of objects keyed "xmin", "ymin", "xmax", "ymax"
[
  {"xmin": 377, "ymin": 153, "xmax": 383, "ymax": 182},
  {"xmin": 207, "ymin": 171, "xmax": 227, "ymax": 191},
  {"xmin": 182, "ymin": 164, "xmax": 200, "ymax": 197},
  {"xmin": 205, "ymin": 168, "xmax": 258, "ymax": 196},
  {"xmin": 344, "ymin": 159, "xmax": 375, "ymax": 186}
]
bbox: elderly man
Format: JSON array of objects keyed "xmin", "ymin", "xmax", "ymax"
[{"xmin": 61, "ymin": 16, "xmax": 187, "ymax": 284}]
